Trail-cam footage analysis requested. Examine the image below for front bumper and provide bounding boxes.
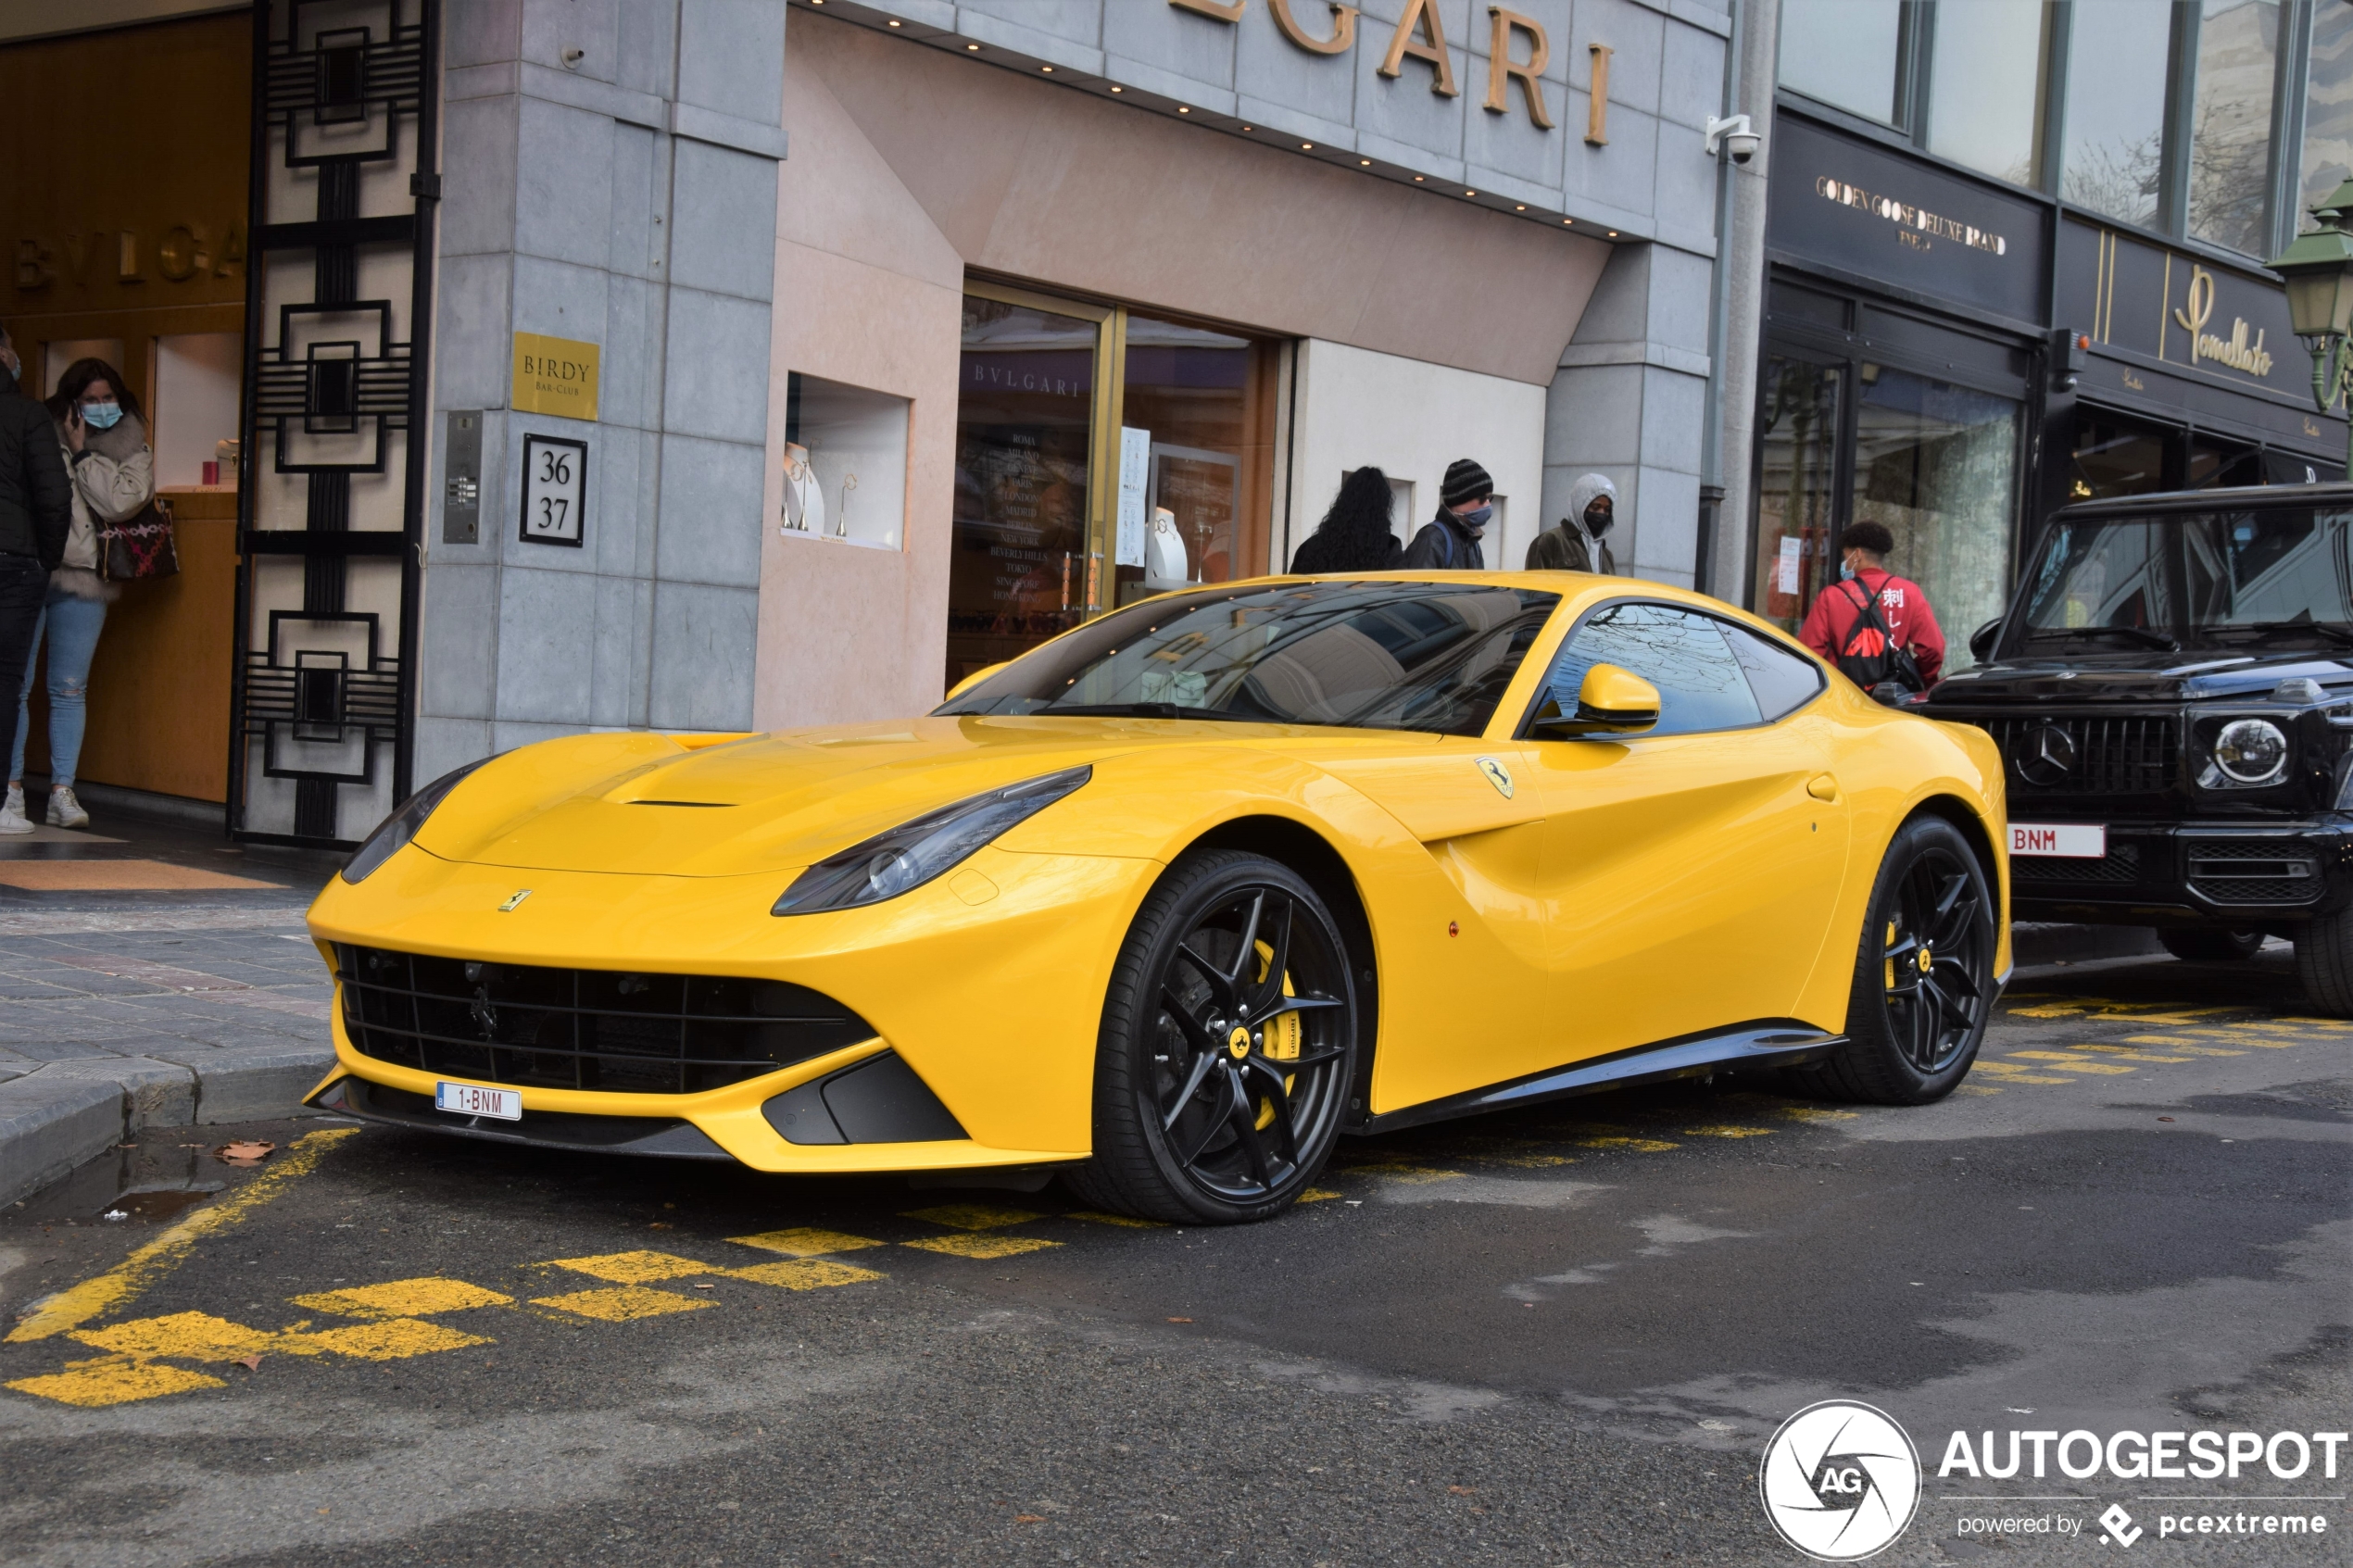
[2007,816,2353,925]
[304,840,1155,1171]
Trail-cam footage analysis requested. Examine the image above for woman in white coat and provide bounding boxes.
[1,358,151,832]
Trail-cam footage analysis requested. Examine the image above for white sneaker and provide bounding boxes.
[0,796,28,835]
[47,785,87,831]
[2,784,19,819]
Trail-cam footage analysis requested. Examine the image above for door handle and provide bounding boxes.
[1807,773,1840,802]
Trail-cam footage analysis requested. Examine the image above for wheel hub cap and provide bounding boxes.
[1917,946,1934,974]
[1227,1026,1252,1060]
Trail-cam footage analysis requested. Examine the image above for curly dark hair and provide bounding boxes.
[1290,466,1400,573]
[1839,521,1894,558]
[45,358,143,423]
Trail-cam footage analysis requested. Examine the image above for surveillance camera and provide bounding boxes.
[1705,114,1759,166]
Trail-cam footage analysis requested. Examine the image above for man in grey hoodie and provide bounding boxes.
[1526,472,1618,574]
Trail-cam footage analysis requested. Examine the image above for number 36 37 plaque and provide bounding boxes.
[520,433,587,547]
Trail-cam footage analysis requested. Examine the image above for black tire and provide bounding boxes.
[2160,928,2264,962]
[1063,849,1357,1224]
[2294,909,2353,1016]
[1796,815,1997,1105]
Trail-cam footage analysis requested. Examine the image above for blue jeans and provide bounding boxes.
[10,586,107,788]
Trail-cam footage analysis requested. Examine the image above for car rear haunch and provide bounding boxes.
[333,945,876,1094]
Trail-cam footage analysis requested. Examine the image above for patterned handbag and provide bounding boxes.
[99,495,181,583]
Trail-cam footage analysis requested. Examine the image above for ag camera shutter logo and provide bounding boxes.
[1759,1400,1922,1561]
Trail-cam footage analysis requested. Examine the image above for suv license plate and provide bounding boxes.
[2010,822,2107,859]
[435,1081,522,1121]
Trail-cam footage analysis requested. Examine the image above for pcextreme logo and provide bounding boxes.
[1759,1400,1923,1561]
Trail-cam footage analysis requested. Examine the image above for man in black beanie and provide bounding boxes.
[1403,458,1491,570]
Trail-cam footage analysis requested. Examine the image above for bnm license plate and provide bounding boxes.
[434,1081,522,1121]
[2009,822,2107,859]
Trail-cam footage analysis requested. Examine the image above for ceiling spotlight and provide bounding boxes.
[1109,82,1122,90]
[1302,142,1315,150]
[966,43,980,50]
[1562,219,1573,225]
[1241,124,1254,131]
[1465,189,1477,196]
[1607,230,1618,237]
[887,16,900,24]
[1515,204,1526,211]
[1413,175,1424,182]
[1359,157,1371,166]
[1177,106,1189,113]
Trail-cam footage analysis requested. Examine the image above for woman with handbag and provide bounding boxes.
[3,359,151,832]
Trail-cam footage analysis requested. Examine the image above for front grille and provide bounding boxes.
[2012,842,2142,884]
[1970,715,2179,795]
[334,945,876,1094]
[2184,838,2322,906]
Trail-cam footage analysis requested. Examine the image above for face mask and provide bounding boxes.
[81,401,122,431]
[1584,504,1614,539]
[1456,503,1493,531]
[1838,559,1856,581]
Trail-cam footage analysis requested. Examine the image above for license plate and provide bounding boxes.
[2010,822,2107,859]
[435,1081,522,1121]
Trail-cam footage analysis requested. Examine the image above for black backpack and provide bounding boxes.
[1833,575,1926,703]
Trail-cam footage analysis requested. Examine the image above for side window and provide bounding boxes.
[1542,602,1762,736]
[1721,621,1827,721]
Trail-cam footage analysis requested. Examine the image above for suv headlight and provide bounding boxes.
[772,766,1091,915]
[341,756,497,884]
[2209,718,2289,785]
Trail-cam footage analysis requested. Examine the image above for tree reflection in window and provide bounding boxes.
[1544,603,1765,736]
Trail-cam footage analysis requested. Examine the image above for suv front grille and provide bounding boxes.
[2184,838,2323,906]
[334,945,876,1094]
[2011,841,2142,884]
[1971,715,2179,795]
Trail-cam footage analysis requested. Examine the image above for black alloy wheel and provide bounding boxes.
[1066,849,1357,1224]
[1798,815,1996,1105]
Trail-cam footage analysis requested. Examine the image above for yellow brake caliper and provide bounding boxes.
[1252,938,1302,1131]
[1883,918,1900,994]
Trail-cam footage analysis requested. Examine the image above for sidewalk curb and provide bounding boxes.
[0,1075,131,1209]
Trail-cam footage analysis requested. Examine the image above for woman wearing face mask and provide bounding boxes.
[1525,472,1619,574]
[4,359,152,831]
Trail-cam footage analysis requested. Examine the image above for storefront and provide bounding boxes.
[1753,6,2351,671]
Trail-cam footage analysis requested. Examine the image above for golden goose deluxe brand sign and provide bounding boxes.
[511,332,601,421]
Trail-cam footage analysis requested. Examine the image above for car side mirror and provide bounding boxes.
[1968,618,2004,664]
[944,661,1010,701]
[1529,662,1662,738]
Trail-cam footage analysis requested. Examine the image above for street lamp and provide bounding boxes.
[2267,178,2353,471]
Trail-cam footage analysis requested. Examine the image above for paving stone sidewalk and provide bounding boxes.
[0,905,334,1205]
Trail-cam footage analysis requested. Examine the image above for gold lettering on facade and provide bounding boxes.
[1815,175,2009,256]
[157,225,202,282]
[2172,265,2274,378]
[11,225,243,294]
[116,230,143,282]
[1167,0,1247,20]
[2122,370,2145,391]
[1380,0,1459,97]
[1268,0,1355,54]
[1485,7,1552,128]
[15,240,51,290]
[1586,44,1611,144]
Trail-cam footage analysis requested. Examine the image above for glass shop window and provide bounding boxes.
[1926,0,2050,187]
[1114,317,1279,607]
[1779,0,1906,127]
[2062,0,2173,228]
[2187,0,2282,256]
[2302,0,2353,226]
[781,371,909,551]
[1752,357,1843,636]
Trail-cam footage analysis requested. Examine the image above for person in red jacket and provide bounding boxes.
[1798,521,1945,689]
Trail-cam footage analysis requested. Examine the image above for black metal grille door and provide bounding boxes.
[232,0,439,846]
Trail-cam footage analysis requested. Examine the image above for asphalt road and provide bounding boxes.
[0,947,2346,1567]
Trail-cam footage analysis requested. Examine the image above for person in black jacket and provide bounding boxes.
[0,323,71,835]
[1290,466,1405,573]
[1402,458,1492,570]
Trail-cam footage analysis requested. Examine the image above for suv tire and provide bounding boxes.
[2295,910,2353,1016]
[2160,928,2263,962]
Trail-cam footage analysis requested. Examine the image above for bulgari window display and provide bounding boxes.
[948,280,1279,692]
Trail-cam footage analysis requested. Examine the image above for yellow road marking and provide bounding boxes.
[1954,1084,2003,1096]
[1970,1064,2074,1084]
[6,1358,225,1407]
[1683,1125,1774,1138]
[2068,1045,2192,1062]
[1065,1210,1172,1224]
[2274,1017,2353,1031]
[530,1286,713,1322]
[900,1235,1061,1261]
[729,1260,885,1290]
[304,1319,492,1360]
[6,1127,359,1344]
[2007,1052,2135,1073]
[1571,1135,1680,1152]
[900,1204,1042,1232]
[1781,1109,1859,1122]
[728,1227,885,1257]
[545,1250,711,1284]
[1340,1162,1464,1181]
[289,1278,512,1318]
[71,1311,290,1362]
[2123,1036,2245,1055]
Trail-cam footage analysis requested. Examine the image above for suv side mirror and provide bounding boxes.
[1968,618,2004,663]
[1530,662,1662,738]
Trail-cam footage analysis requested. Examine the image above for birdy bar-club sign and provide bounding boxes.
[511,332,601,422]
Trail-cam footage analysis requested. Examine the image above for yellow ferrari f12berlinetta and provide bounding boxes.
[305,572,2010,1223]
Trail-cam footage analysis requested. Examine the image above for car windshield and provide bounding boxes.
[2012,508,2353,653]
[936,581,1562,736]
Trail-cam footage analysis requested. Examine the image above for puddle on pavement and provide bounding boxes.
[12,1138,233,1226]
[94,1185,221,1224]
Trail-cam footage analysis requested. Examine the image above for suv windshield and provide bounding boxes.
[936,581,1561,736]
[2013,508,2353,654]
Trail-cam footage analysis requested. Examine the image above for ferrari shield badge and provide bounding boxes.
[1474,757,1515,799]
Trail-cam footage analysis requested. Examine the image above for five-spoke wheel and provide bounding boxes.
[1069,850,1357,1223]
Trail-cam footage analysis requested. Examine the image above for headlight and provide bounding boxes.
[340,757,496,884]
[2211,719,2289,784]
[772,766,1091,915]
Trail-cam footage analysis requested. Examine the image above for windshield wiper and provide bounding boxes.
[2203,620,2353,647]
[1038,702,1253,721]
[2028,625,2178,651]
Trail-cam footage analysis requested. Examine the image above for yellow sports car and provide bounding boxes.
[304,572,2010,1223]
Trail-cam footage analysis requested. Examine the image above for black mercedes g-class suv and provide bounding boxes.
[1923,483,2353,1011]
